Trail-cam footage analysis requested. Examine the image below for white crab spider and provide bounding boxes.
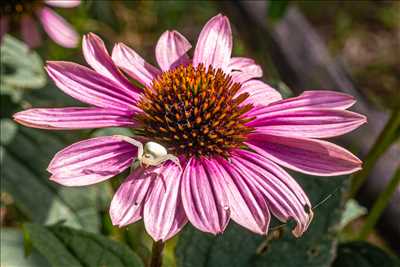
[113,135,181,170]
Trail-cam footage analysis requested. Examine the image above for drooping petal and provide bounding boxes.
[239,80,282,107]
[247,91,357,118]
[246,133,362,176]
[181,157,230,234]
[82,33,142,99]
[228,57,256,71]
[228,57,263,84]
[193,14,232,71]
[13,107,136,130]
[232,150,313,237]
[143,163,187,241]
[45,0,81,8]
[112,43,161,87]
[0,17,9,43]
[110,167,156,227]
[217,158,270,234]
[249,109,366,138]
[48,136,137,186]
[37,7,78,48]
[46,61,140,111]
[155,30,191,71]
[20,15,42,48]
[231,65,263,84]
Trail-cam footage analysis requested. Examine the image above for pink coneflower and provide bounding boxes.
[14,14,366,241]
[0,0,80,48]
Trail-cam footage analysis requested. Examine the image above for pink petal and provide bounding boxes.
[20,15,41,48]
[249,109,366,138]
[82,33,142,99]
[49,136,138,186]
[193,14,232,72]
[0,17,9,43]
[13,107,136,130]
[110,167,156,227]
[155,30,191,71]
[162,195,188,241]
[181,157,230,234]
[45,0,81,8]
[239,80,282,107]
[217,158,270,234]
[46,61,140,112]
[231,65,263,84]
[143,163,187,241]
[37,7,78,48]
[232,150,313,237]
[247,91,357,118]
[228,57,256,71]
[112,43,161,87]
[246,133,362,176]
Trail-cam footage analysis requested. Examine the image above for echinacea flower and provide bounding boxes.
[13,14,366,241]
[0,0,80,48]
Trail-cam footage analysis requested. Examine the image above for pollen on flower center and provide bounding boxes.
[137,64,255,158]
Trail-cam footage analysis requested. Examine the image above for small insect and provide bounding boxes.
[113,135,181,170]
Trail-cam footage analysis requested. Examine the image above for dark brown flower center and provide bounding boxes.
[0,0,42,17]
[137,64,255,158]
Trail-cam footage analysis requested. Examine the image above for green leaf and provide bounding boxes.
[332,241,400,267]
[176,175,347,267]
[1,122,112,232]
[22,83,82,109]
[0,228,50,267]
[0,35,46,99]
[24,224,144,267]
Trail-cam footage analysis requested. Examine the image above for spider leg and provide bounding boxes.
[130,159,140,173]
[152,154,182,171]
[112,135,143,159]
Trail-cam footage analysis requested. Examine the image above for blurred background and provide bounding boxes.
[1,1,399,267]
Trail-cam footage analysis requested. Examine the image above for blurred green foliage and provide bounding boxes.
[0,35,46,101]
[333,241,400,267]
[1,1,399,267]
[23,224,144,267]
[298,1,400,110]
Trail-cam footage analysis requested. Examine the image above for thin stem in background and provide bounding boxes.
[358,166,400,240]
[349,110,400,198]
[149,240,165,267]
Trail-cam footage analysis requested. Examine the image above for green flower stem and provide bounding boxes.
[358,166,400,240]
[149,240,164,267]
[349,110,400,198]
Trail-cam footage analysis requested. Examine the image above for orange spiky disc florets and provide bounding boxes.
[137,64,255,158]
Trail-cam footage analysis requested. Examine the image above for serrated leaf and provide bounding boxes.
[0,228,50,267]
[0,35,46,93]
[176,175,347,267]
[332,241,400,267]
[1,122,112,232]
[24,224,144,267]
